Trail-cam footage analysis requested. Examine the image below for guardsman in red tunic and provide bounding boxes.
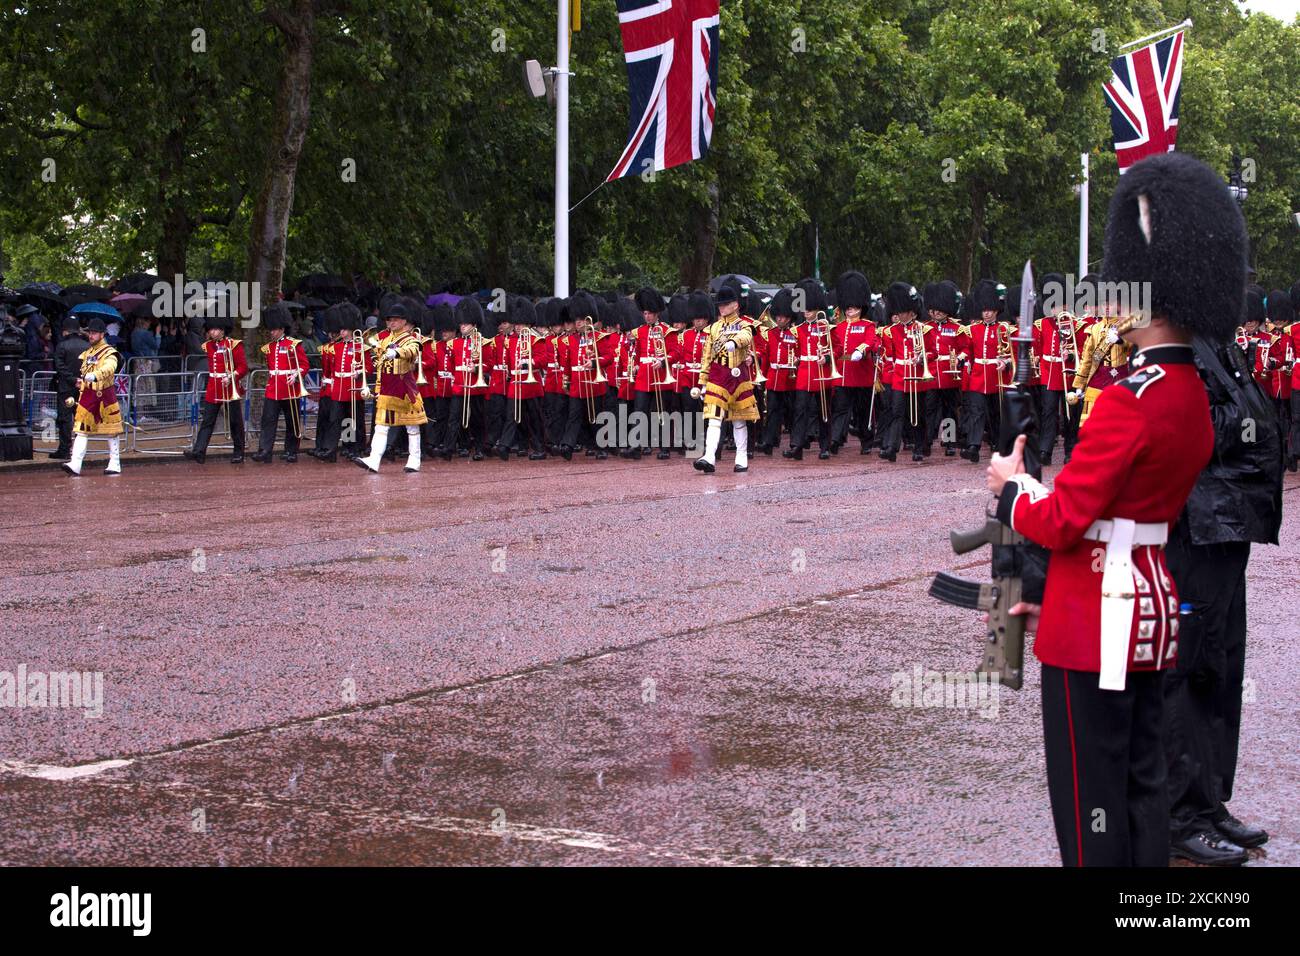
[758,288,799,454]
[185,315,248,464]
[829,271,878,455]
[1035,273,1088,465]
[441,296,493,461]
[252,304,309,463]
[879,282,938,462]
[499,296,549,461]
[674,293,708,454]
[625,287,678,460]
[557,290,616,460]
[483,309,512,455]
[323,304,372,460]
[1287,287,1300,472]
[355,302,427,473]
[1262,290,1294,456]
[784,278,836,461]
[539,299,568,455]
[961,279,1009,462]
[926,281,967,456]
[608,305,637,458]
[62,317,124,477]
[986,152,1241,867]
[417,304,455,459]
[308,306,352,462]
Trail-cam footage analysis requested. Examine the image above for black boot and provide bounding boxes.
[183,449,206,464]
[1170,831,1247,866]
[1213,812,1268,849]
[782,447,803,460]
[251,451,272,463]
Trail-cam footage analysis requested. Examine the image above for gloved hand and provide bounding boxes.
[690,387,701,400]
[850,349,864,362]
[84,372,97,383]
[724,341,737,353]
[360,386,372,399]
[384,348,398,360]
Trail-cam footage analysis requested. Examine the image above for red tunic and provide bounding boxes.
[504,333,548,400]
[831,319,879,389]
[328,338,373,403]
[675,329,706,393]
[794,321,837,392]
[963,322,1008,395]
[450,336,494,396]
[202,338,247,403]
[763,326,799,393]
[1034,317,1085,392]
[933,320,968,390]
[880,321,938,392]
[542,334,567,395]
[629,322,679,393]
[263,337,309,401]
[557,330,615,399]
[997,345,1212,674]
[487,334,509,396]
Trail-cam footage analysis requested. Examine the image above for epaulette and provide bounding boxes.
[1119,365,1166,398]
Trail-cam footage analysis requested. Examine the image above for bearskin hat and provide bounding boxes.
[1102,152,1247,341]
[1266,290,1294,327]
[746,289,769,320]
[1242,288,1265,326]
[567,290,599,322]
[1039,272,1068,312]
[793,277,827,314]
[616,297,643,332]
[541,297,564,328]
[429,303,454,334]
[667,292,690,325]
[870,296,888,325]
[1002,284,1021,322]
[263,303,291,331]
[203,313,229,332]
[836,271,872,311]
[687,290,715,322]
[884,281,919,317]
[508,295,537,329]
[455,295,484,329]
[323,307,343,336]
[1291,280,1300,310]
[337,302,362,331]
[770,287,797,320]
[925,281,959,317]
[634,286,666,314]
[968,279,1001,316]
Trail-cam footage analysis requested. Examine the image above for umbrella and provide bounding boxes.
[708,274,759,293]
[17,284,67,311]
[299,296,327,309]
[63,283,113,306]
[69,301,122,319]
[109,292,150,315]
[115,273,159,295]
[425,292,462,307]
[282,300,306,311]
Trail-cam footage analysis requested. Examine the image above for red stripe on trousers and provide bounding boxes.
[1063,669,1084,866]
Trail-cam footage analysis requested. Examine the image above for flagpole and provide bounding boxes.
[1078,152,1089,279]
[554,0,571,298]
[1119,17,1191,51]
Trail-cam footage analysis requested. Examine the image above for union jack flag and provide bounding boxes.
[606,0,720,183]
[1102,30,1185,173]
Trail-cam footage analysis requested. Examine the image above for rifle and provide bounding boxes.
[929,261,1045,690]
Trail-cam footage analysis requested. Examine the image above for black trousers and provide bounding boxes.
[964,391,1001,450]
[1288,392,1300,462]
[543,392,567,448]
[258,398,301,455]
[790,390,831,452]
[499,396,546,454]
[1164,529,1251,839]
[831,385,872,449]
[1041,664,1168,867]
[632,389,677,451]
[762,389,795,449]
[55,389,76,453]
[195,400,245,454]
[486,393,507,449]
[871,384,893,442]
[445,394,487,453]
[421,395,450,455]
[935,387,962,449]
[562,395,601,449]
[884,389,935,455]
[1039,389,1080,462]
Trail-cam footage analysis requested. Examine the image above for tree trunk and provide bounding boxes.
[156,127,191,279]
[958,185,986,289]
[680,178,720,290]
[246,0,316,320]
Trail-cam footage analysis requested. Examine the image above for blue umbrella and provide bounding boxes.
[69,301,122,319]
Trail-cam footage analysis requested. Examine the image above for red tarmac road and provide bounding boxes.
[0,449,1296,866]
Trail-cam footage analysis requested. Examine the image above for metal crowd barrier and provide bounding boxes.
[129,370,191,455]
[245,368,320,446]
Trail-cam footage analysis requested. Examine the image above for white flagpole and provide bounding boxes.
[1119,17,1191,51]
[554,0,571,298]
[1078,152,1089,279]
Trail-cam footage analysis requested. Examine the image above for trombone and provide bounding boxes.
[578,320,605,423]
[513,326,539,423]
[285,339,305,440]
[462,329,489,428]
[901,321,934,427]
[813,310,842,423]
[1056,311,1079,421]
[648,324,675,416]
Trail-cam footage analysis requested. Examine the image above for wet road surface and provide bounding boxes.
[1,450,1296,865]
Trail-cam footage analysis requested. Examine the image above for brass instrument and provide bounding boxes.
[286,338,305,440]
[812,311,842,423]
[995,327,1016,390]
[411,330,429,387]
[513,327,539,423]
[1055,311,1078,421]
[462,329,489,429]
[585,320,608,385]
[902,320,935,427]
[1066,315,1139,424]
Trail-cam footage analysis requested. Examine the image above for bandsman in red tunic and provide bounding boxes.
[557,291,616,460]
[1262,290,1294,455]
[674,293,708,454]
[61,317,124,477]
[185,315,248,464]
[1035,273,1088,465]
[355,302,427,473]
[985,152,1244,866]
[624,287,679,460]
[1286,285,1300,472]
[252,304,309,463]
[960,279,1009,462]
[784,278,836,461]
[879,281,938,462]
[926,281,967,456]
[498,296,550,461]
[442,296,493,461]
[539,299,568,455]
[830,271,879,455]
[758,288,799,454]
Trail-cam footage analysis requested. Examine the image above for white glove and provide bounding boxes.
[360,386,372,399]
[321,377,334,385]
[1105,328,1119,345]
[850,351,863,362]
[724,341,737,353]
[84,372,97,383]
[690,387,702,400]
[384,348,398,360]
